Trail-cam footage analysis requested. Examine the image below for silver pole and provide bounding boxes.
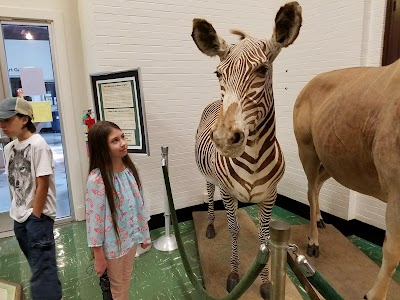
[154,146,178,252]
[269,220,291,300]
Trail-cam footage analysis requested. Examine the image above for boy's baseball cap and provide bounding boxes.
[0,97,34,120]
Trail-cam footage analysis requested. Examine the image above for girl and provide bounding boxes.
[85,121,151,300]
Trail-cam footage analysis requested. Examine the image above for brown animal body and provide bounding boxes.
[293,59,400,300]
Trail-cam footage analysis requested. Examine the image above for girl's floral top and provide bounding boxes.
[85,168,151,259]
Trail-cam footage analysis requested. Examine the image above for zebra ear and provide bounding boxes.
[273,1,302,47]
[192,19,228,58]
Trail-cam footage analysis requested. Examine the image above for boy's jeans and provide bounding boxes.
[14,214,62,300]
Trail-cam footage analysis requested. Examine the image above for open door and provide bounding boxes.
[0,20,72,237]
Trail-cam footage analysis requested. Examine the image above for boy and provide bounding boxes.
[0,97,62,300]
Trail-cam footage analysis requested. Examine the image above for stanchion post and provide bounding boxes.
[269,220,291,300]
[154,146,178,252]
[161,146,171,237]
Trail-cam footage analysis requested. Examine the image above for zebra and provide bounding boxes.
[192,2,302,299]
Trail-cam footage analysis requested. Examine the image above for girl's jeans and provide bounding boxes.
[14,214,62,300]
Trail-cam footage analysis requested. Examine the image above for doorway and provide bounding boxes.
[0,21,72,236]
[382,0,400,65]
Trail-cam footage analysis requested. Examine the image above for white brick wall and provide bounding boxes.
[78,0,388,229]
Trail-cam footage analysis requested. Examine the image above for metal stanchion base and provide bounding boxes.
[154,234,178,252]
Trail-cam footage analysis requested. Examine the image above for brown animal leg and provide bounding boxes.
[365,197,400,300]
[206,182,216,239]
[315,165,331,229]
[298,146,331,258]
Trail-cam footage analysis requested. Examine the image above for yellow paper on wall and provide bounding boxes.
[30,101,53,122]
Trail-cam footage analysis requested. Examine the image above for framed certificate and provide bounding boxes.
[90,69,149,155]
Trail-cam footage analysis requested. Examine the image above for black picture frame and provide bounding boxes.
[90,69,149,155]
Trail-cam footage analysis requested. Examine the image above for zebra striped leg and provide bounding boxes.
[206,182,216,239]
[257,198,275,300]
[220,189,241,292]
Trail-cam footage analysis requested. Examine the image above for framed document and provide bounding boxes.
[90,69,149,155]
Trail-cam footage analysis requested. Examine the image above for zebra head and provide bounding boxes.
[192,2,302,157]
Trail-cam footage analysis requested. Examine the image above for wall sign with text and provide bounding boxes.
[91,69,149,155]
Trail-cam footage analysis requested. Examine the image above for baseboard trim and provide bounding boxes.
[275,194,386,247]
[148,200,252,233]
[148,194,386,247]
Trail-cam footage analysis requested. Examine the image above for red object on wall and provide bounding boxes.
[84,115,95,129]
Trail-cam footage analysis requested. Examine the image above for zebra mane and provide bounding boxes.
[230,29,249,40]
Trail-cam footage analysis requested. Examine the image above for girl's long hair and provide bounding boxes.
[88,121,142,241]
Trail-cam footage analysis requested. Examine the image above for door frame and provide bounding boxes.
[0,19,54,98]
[0,7,87,236]
[382,0,400,66]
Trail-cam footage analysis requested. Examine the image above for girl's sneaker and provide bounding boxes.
[135,243,152,257]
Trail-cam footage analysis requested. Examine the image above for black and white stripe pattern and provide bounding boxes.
[195,37,285,285]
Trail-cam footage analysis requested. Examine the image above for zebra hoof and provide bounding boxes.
[226,272,239,292]
[206,224,216,239]
[260,281,272,300]
[317,219,326,228]
[307,244,320,258]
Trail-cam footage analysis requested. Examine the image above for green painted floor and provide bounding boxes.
[0,205,398,299]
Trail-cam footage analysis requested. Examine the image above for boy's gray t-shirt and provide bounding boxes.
[4,134,57,223]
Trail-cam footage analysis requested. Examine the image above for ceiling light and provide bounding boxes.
[25,32,33,40]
